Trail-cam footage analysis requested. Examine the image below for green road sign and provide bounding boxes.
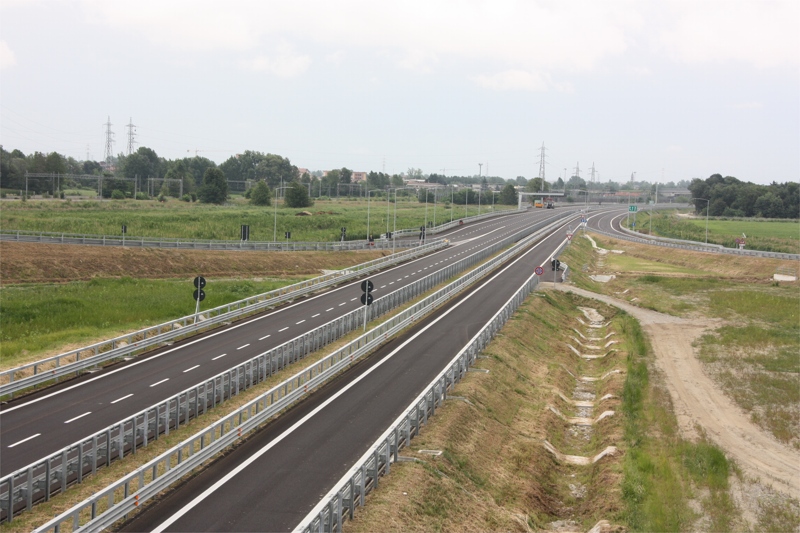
[629,205,638,212]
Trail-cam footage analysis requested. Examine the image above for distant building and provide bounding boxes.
[297,168,311,177]
[351,172,367,183]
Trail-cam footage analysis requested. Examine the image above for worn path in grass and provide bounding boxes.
[551,284,800,500]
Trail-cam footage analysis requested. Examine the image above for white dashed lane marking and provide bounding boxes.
[326,308,334,312]
[150,378,169,387]
[111,394,133,404]
[237,344,250,350]
[312,313,320,318]
[7,434,41,448]
[183,365,200,373]
[212,353,227,360]
[64,412,91,424]
[339,302,346,306]
[296,320,306,325]
[279,327,289,332]
[259,334,270,340]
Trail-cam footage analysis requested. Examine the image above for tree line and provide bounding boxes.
[688,174,798,219]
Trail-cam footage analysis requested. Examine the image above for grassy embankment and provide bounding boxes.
[345,287,745,532]
[623,210,799,254]
[0,197,513,242]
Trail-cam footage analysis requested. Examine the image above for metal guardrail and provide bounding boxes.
[3,210,569,524]
[603,224,800,260]
[296,238,570,533]
[0,230,404,251]
[0,241,448,397]
[27,213,566,532]
[0,207,521,251]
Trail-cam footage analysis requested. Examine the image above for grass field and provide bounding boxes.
[561,233,800,449]
[0,197,514,241]
[627,211,799,253]
[0,277,306,367]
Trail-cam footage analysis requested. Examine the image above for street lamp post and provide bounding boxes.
[273,181,290,242]
[692,197,710,243]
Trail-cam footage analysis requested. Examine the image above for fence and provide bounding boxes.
[604,224,800,260]
[0,240,448,397]
[3,211,570,524]
[295,238,570,533]
[27,214,566,532]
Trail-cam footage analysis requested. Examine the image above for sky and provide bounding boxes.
[1,0,798,185]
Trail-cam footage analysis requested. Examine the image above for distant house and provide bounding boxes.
[351,172,367,183]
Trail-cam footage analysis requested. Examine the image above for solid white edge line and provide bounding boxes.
[150,222,563,533]
[183,365,200,373]
[150,378,169,387]
[64,411,91,424]
[110,394,133,404]
[8,433,41,448]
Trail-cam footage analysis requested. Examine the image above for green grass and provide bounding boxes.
[606,254,710,275]
[0,197,514,242]
[626,212,799,253]
[0,277,304,366]
[617,312,736,532]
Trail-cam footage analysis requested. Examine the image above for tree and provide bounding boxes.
[250,180,271,206]
[526,178,549,193]
[498,184,518,205]
[197,167,228,204]
[284,181,313,208]
[515,176,528,186]
[340,167,352,184]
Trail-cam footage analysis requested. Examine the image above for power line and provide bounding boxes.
[103,116,115,165]
[126,117,137,155]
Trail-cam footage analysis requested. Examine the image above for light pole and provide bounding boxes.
[273,181,290,242]
[692,197,710,243]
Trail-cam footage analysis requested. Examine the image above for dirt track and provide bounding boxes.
[552,284,800,500]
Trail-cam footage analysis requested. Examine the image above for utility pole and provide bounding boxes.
[590,162,596,183]
[574,161,581,180]
[103,116,115,166]
[126,118,137,155]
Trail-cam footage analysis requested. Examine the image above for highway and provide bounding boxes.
[119,212,580,532]
[0,208,579,477]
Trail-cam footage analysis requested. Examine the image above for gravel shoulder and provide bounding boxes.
[552,284,800,500]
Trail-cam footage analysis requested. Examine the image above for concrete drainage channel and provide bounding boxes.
[543,306,621,533]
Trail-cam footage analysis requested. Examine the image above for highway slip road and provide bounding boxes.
[1,208,577,476]
[120,215,578,532]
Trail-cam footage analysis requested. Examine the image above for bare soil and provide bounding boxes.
[0,242,387,284]
[553,284,800,500]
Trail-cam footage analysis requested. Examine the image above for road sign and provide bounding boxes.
[360,293,374,305]
[121,225,127,234]
[193,276,206,289]
[567,233,573,240]
[240,224,250,241]
[534,266,544,276]
[629,205,638,212]
[360,280,374,292]
[193,289,206,302]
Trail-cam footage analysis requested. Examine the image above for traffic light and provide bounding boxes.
[551,259,557,271]
[360,279,374,306]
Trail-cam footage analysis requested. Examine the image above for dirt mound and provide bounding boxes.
[0,242,386,285]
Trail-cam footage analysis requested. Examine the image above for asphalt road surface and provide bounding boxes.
[0,208,579,476]
[118,215,579,532]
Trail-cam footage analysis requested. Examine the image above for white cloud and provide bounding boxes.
[472,70,546,92]
[656,0,800,68]
[0,41,16,69]
[239,45,311,78]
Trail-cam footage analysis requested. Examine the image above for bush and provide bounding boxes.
[190,192,197,202]
[135,192,149,200]
[158,193,167,203]
[181,194,192,202]
[111,189,126,200]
